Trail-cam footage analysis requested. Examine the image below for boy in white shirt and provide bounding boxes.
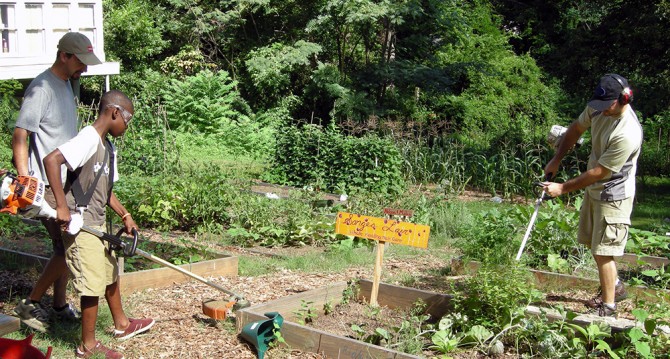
[44,90,154,359]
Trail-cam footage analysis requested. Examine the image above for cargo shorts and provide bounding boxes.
[63,224,119,297]
[578,191,633,256]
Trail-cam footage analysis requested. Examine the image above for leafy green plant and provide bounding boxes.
[269,321,287,347]
[430,323,461,354]
[452,265,543,332]
[350,324,390,346]
[457,207,519,264]
[348,300,429,354]
[565,322,619,358]
[627,228,670,258]
[629,265,670,290]
[264,123,405,195]
[161,69,250,135]
[323,301,333,316]
[340,280,359,306]
[293,300,318,325]
[496,196,589,272]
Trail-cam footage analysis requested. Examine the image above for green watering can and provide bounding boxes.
[240,312,284,359]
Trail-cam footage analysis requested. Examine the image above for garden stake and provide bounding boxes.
[370,239,385,306]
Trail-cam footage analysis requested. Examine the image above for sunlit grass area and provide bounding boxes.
[633,176,670,230]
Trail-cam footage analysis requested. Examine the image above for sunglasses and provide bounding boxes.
[107,104,133,125]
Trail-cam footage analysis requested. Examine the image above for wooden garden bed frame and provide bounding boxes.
[451,257,669,303]
[0,314,19,336]
[235,278,656,359]
[0,246,238,296]
[620,253,669,267]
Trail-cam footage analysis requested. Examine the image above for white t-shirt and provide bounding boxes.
[58,126,119,225]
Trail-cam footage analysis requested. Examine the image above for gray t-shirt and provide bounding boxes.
[15,69,78,185]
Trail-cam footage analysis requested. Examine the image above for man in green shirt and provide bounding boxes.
[542,74,642,317]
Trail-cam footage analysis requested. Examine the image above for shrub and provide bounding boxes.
[114,167,235,233]
[264,123,405,194]
[452,265,542,332]
[114,100,179,176]
[0,79,22,169]
[161,69,249,135]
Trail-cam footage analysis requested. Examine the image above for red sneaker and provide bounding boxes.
[114,318,155,341]
[75,341,124,359]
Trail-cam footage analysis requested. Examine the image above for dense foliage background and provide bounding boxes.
[1,0,669,200]
[2,4,669,356]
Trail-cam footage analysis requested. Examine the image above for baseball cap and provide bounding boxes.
[587,74,629,111]
[57,32,102,66]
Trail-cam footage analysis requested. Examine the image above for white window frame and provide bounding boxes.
[0,0,117,80]
[0,1,105,64]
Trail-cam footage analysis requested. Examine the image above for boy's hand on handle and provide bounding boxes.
[122,214,137,235]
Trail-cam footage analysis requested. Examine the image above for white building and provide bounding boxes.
[0,0,118,85]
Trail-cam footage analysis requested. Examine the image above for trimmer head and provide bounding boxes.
[202,297,251,320]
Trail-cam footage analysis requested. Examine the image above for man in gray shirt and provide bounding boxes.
[12,32,101,332]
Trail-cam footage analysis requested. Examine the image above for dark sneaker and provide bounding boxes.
[586,281,628,309]
[613,281,628,301]
[590,302,618,318]
[75,341,124,359]
[14,299,49,333]
[51,303,81,321]
[114,318,155,341]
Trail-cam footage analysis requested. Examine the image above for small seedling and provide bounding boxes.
[293,300,317,325]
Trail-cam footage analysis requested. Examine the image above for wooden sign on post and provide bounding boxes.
[334,212,429,249]
[335,212,430,305]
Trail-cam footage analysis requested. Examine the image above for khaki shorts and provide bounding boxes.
[578,192,633,256]
[63,224,118,297]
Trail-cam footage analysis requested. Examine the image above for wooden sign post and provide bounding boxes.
[335,211,430,305]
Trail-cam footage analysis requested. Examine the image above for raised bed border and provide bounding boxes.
[0,314,19,336]
[235,279,436,359]
[451,258,669,303]
[235,278,651,359]
[620,253,669,267]
[0,245,238,296]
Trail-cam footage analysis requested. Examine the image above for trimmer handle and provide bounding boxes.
[533,173,555,201]
[109,227,138,257]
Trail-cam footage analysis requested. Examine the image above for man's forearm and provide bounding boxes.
[561,165,611,194]
[11,128,30,175]
[552,122,585,162]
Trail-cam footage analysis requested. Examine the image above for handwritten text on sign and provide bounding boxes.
[335,212,430,248]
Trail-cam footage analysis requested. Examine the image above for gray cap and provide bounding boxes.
[57,32,102,66]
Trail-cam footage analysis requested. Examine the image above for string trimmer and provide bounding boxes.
[515,176,553,261]
[1,172,250,319]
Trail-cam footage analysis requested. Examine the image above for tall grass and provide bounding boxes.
[397,136,549,198]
